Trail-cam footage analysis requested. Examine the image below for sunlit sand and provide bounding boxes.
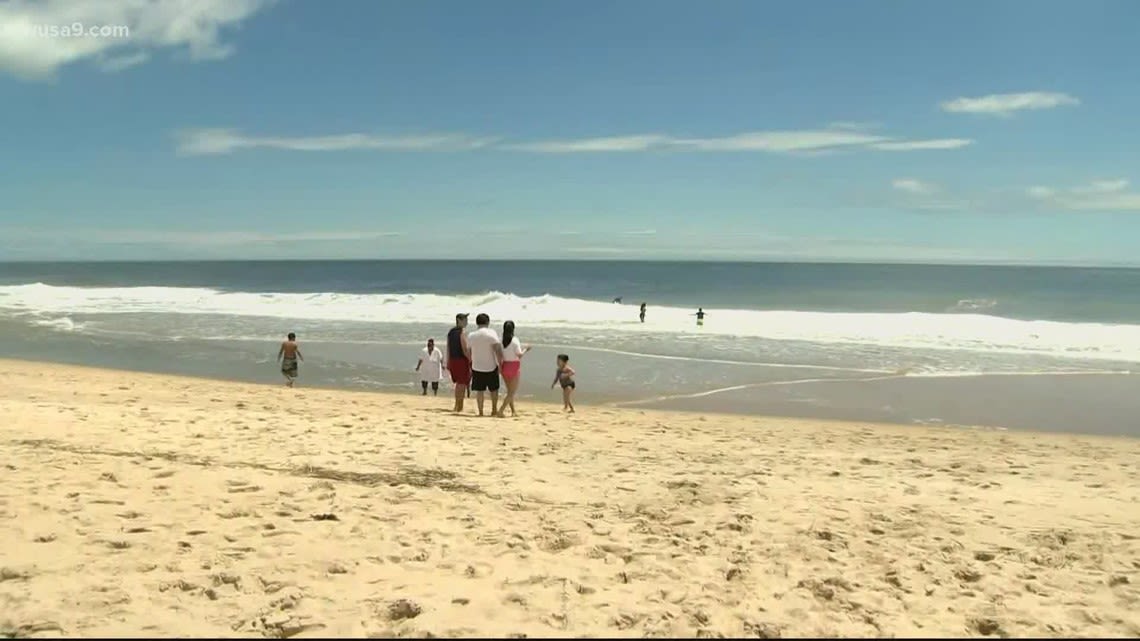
[1,359,1138,637]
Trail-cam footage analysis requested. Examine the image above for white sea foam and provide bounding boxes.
[951,298,998,312]
[28,315,87,333]
[3,282,1140,363]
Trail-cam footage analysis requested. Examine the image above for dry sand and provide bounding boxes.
[1,358,1138,638]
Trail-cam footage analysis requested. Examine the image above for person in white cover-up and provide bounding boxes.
[416,338,445,395]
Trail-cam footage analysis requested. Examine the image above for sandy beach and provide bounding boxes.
[1,359,1138,638]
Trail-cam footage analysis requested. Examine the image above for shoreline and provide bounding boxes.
[0,356,932,431]
[2,358,1138,637]
[0,355,1136,440]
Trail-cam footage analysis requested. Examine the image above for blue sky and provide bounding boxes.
[1,0,1138,263]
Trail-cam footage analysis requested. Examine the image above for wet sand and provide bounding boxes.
[629,372,1140,436]
[1,359,1138,637]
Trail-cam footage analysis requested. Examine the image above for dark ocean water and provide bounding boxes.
[3,260,1140,321]
[1,260,1137,434]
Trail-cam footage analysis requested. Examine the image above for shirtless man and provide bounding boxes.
[278,332,303,387]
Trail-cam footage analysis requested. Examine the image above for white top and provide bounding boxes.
[467,326,501,372]
[501,336,524,362]
[419,346,444,381]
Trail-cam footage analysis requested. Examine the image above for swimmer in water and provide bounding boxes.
[695,308,705,327]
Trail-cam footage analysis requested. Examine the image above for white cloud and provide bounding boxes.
[552,237,1029,263]
[1,228,404,246]
[1063,193,1140,211]
[875,176,1140,214]
[175,125,971,156]
[887,178,974,211]
[892,178,936,195]
[0,0,274,79]
[674,130,888,152]
[95,50,149,72]
[506,135,670,153]
[1023,178,1132,209]
[909,199,972,212]
[1074,179,1129,194]
[1027,178,1140,211]
[183,231,404,245]
[0,225,1119,264]
[563,247,631,255]
[176,129,498,155]
[511,129,894,154]
[826,121,881,132]
[940,92,1080,116]
[870,138,974,151]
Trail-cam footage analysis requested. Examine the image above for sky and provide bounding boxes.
[1,0,1139,264]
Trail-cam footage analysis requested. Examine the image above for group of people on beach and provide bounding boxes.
[418,312,575,416]
[278,313,577,415]
[277,300,704,406]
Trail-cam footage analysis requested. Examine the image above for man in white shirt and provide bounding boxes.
[415,338,445,396]
[466,312,504,417]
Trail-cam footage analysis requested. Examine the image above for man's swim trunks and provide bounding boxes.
[281,356,298,377]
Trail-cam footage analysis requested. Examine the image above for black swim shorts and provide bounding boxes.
[471,368,500,392]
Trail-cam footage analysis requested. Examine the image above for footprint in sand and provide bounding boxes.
[384,599,423,621]
[228,485,262,494]
[0,622,64,637]
[461,558,496,578]
[218,509,255,520]
[211,572,242,591]
[0,567,33,582]
[969,617,1005,637]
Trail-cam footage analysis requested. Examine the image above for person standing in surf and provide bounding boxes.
[695,308,706,327]
[497,320,532,417]
[639,302,647,323]
[446,313,471,412]
[415,338,445,396]
[278,332,303,387]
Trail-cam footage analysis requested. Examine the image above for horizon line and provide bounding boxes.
[1,257,1137,269]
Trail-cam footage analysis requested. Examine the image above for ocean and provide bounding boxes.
[2,260,1138,434]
